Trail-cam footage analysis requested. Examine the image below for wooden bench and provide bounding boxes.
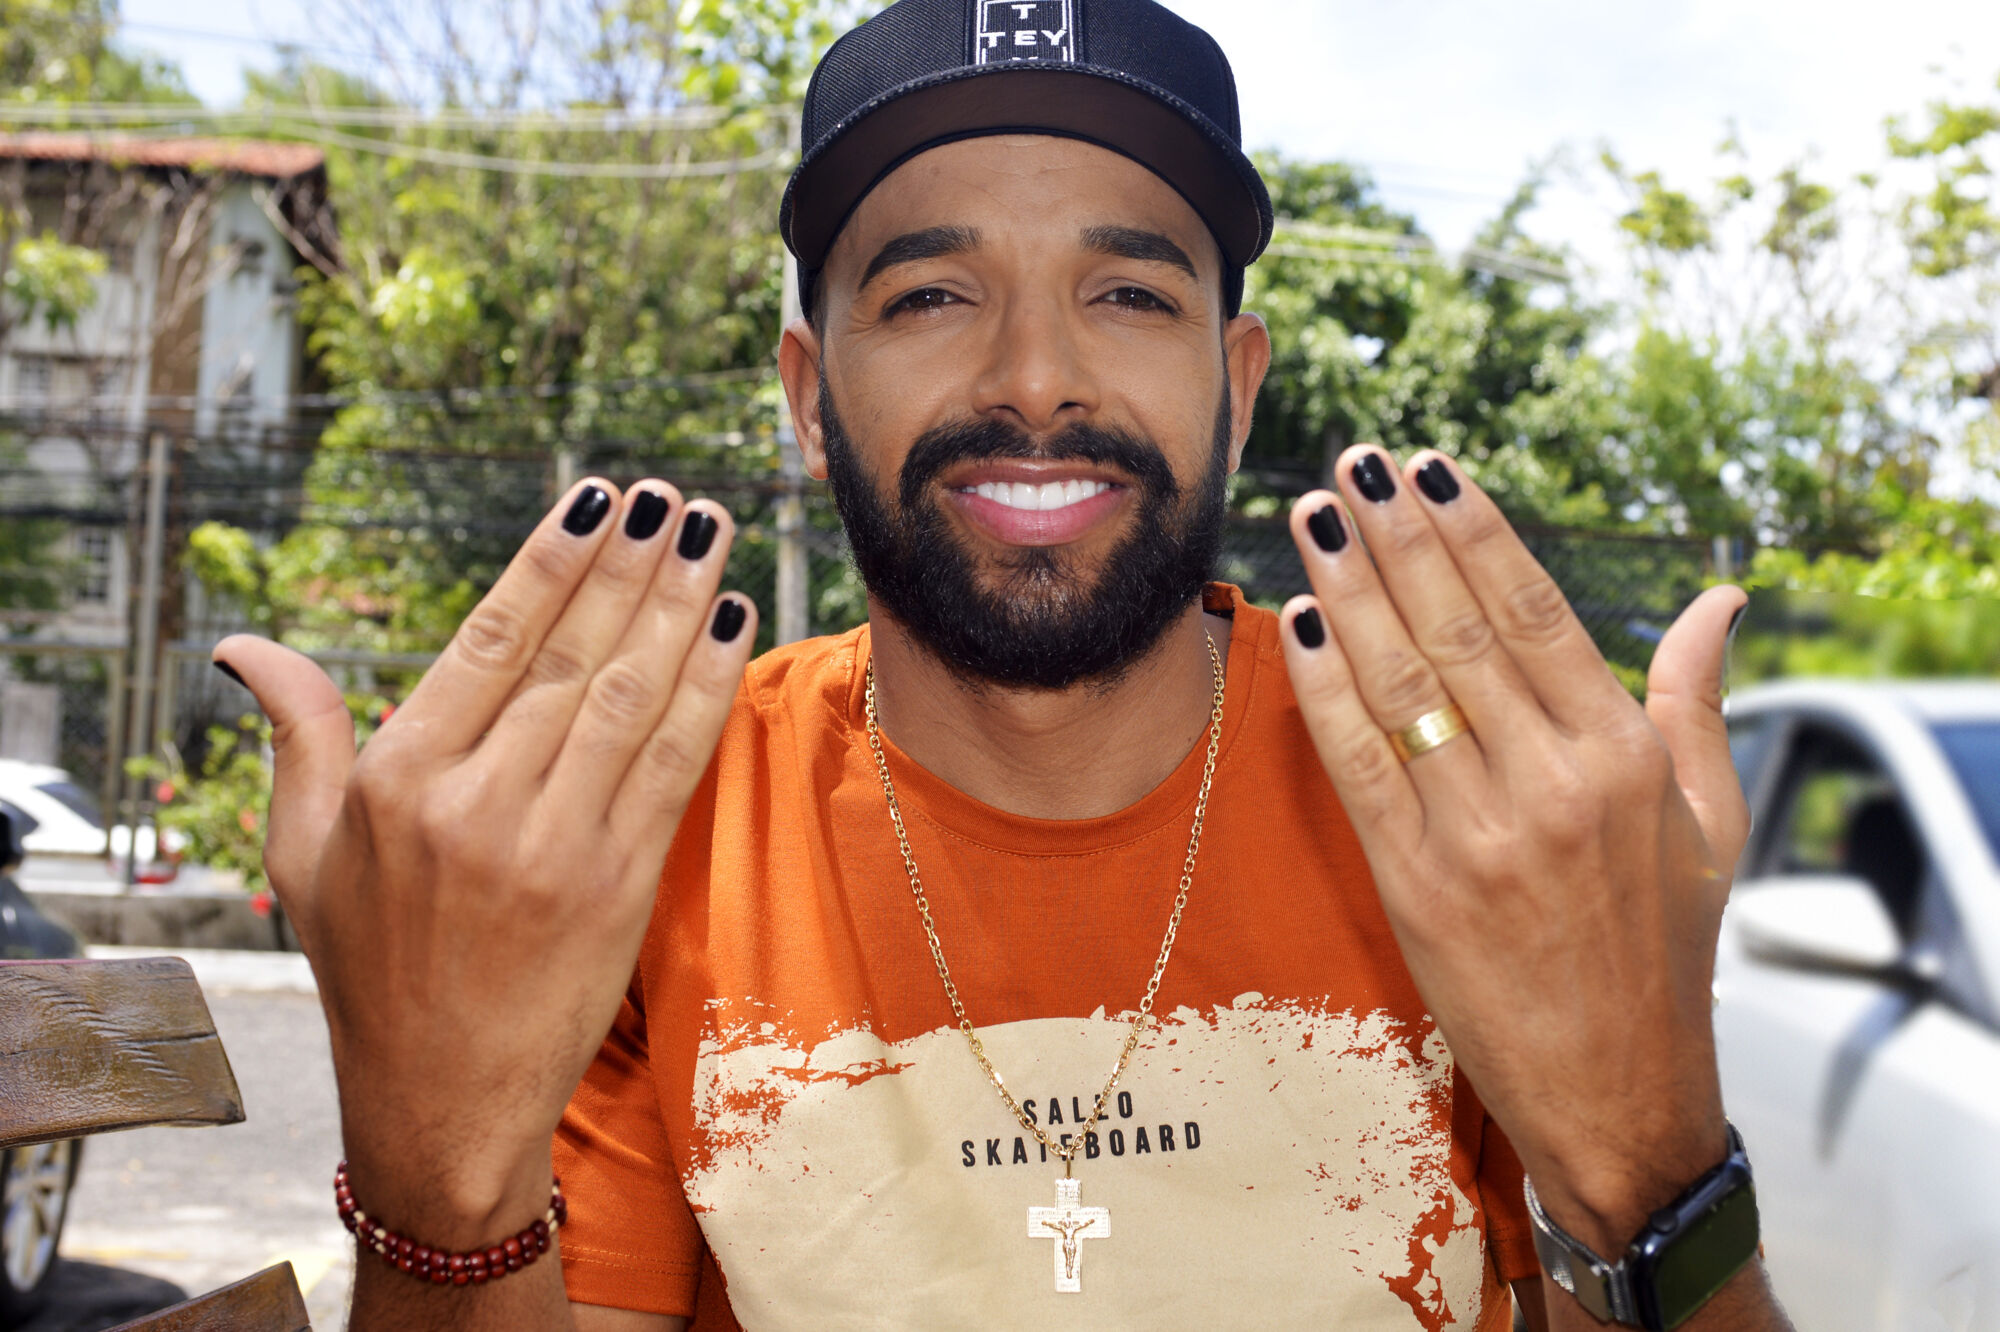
[0,955,311,1330]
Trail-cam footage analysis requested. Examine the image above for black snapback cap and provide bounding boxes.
[781,0,1273,317]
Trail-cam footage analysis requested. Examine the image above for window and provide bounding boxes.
[1932,722,2000,862]
[1727,715,1777,800]
[1767,728,1924,935]
[73,529,113,604]
[0,799,41,838]
[87,361,127,429]
[12,355,55,418]
[34,781,103,830]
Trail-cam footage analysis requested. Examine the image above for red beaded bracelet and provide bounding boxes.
[336,1159,568,1286]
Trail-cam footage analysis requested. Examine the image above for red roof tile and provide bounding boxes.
[0,133,324,179]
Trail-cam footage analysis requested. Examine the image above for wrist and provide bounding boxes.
[1520,1110,1730,1256]
[340,1127,556,1251]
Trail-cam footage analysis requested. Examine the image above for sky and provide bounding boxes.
[116,0,2000,274]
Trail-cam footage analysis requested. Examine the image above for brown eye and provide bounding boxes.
[887,287,957,316]
[1103,286,1171,312]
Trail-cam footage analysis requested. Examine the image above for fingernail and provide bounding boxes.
[1306,504,1348,553]
[1415,459,1460,504]
[1728,603,1748,641]
[625,490,670,540]
[563,485,612,535]
[1351,453,1397,503]
[678,511,719,560]
[1293,607,1326,649]
[213,660,245,687]
[711,599,747,642]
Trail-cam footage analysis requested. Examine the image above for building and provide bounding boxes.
[0,133,331,792]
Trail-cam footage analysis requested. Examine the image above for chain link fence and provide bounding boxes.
[2,427,1720,804]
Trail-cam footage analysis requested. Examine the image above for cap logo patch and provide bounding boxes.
[972,0,1075,64]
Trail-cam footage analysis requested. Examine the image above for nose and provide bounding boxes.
[967,291,1100,437]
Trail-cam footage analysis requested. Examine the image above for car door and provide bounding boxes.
[1716,716,1924,1329]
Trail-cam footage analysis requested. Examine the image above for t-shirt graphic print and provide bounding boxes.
[555,585,1538,1330]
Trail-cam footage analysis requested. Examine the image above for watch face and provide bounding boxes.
[1650,1182,1761,1329]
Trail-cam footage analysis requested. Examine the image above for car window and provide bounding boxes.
[1932,722,2000,862]
[1727,715,1776,800]
[35,779,103,829]
[1767,727,1925,936]
[0,798,39,837]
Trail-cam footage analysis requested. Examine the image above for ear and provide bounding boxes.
[778,317,830,480]
[1220,311,1271,474]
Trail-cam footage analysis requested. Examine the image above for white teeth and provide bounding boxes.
[969,480,1110,510]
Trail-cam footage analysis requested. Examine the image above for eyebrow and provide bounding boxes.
[857,225,981,294]
[1080,225,1198,282]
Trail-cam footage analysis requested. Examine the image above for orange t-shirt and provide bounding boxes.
[555,584,1538,1329]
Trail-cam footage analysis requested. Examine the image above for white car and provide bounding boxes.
[0,759,180,864]
[1717,680,2000,1331]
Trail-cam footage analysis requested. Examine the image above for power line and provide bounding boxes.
[283,120,786,178]
[0,102,747,132]
[116,18,487,84]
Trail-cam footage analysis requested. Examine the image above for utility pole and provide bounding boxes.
[122,430,170,888]
[774,110,810,645]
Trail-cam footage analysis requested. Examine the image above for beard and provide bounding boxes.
[817,378,1232,691]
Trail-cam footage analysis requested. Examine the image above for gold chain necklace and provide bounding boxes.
[861,631,1226,1293]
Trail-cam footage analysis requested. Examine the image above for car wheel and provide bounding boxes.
[0,1138,80,1321]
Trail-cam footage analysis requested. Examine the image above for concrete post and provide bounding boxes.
[774,110,810,645]
[122,431,170,886]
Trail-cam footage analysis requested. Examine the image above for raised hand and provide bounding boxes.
[1280,446,1749,1259]
[213,480,755,1263]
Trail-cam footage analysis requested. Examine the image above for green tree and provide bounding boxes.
[1245,161,1617,526]
[182,0,845,656]
[0,0,195,107]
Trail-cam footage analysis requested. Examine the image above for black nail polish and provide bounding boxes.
[625,490,670,540]
[1728,604,1748,640]
[563,485,611,535]
[678,511,719,560]
[1415,459,1460,504]
[1351,453,1397,503]
[1293,607,1326,649]
[1306,504,1348,553]
[213,660,245,687]
[711,599,747,642]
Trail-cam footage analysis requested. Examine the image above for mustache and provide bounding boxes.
[896,416,1182,513]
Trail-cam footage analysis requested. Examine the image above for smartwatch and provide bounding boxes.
[1523,1124,1760,1331]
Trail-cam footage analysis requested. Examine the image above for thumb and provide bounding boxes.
[213,634,355,921]
[1644,585,1751,871]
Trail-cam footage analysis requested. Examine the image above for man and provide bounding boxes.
[216,1,1795,1328]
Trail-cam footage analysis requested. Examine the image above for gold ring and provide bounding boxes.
[1389,704,1471,763]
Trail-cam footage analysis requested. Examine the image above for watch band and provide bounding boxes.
[1523,1123,1758,1332]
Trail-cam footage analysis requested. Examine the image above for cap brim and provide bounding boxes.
[782,63,1272,276]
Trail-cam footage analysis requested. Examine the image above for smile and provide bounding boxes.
[961,480,1115,511]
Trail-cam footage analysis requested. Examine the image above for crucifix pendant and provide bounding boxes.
[1027,1176,1110,1292]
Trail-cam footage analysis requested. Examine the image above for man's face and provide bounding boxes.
[784,135,1270,689]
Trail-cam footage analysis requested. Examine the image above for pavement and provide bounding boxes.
[20,949,352,1331]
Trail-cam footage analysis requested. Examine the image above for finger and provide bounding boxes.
[1646,585,1752,873]
[483,481,683,780]
[1323,447,1545,750]
[1287,479,1487,805]
[540,501,738,815]
[607,594,759,851]
[1274,596,1424,860]
[1404,454,1636,733]
[211,634,354,922]
[391,479,622,754]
